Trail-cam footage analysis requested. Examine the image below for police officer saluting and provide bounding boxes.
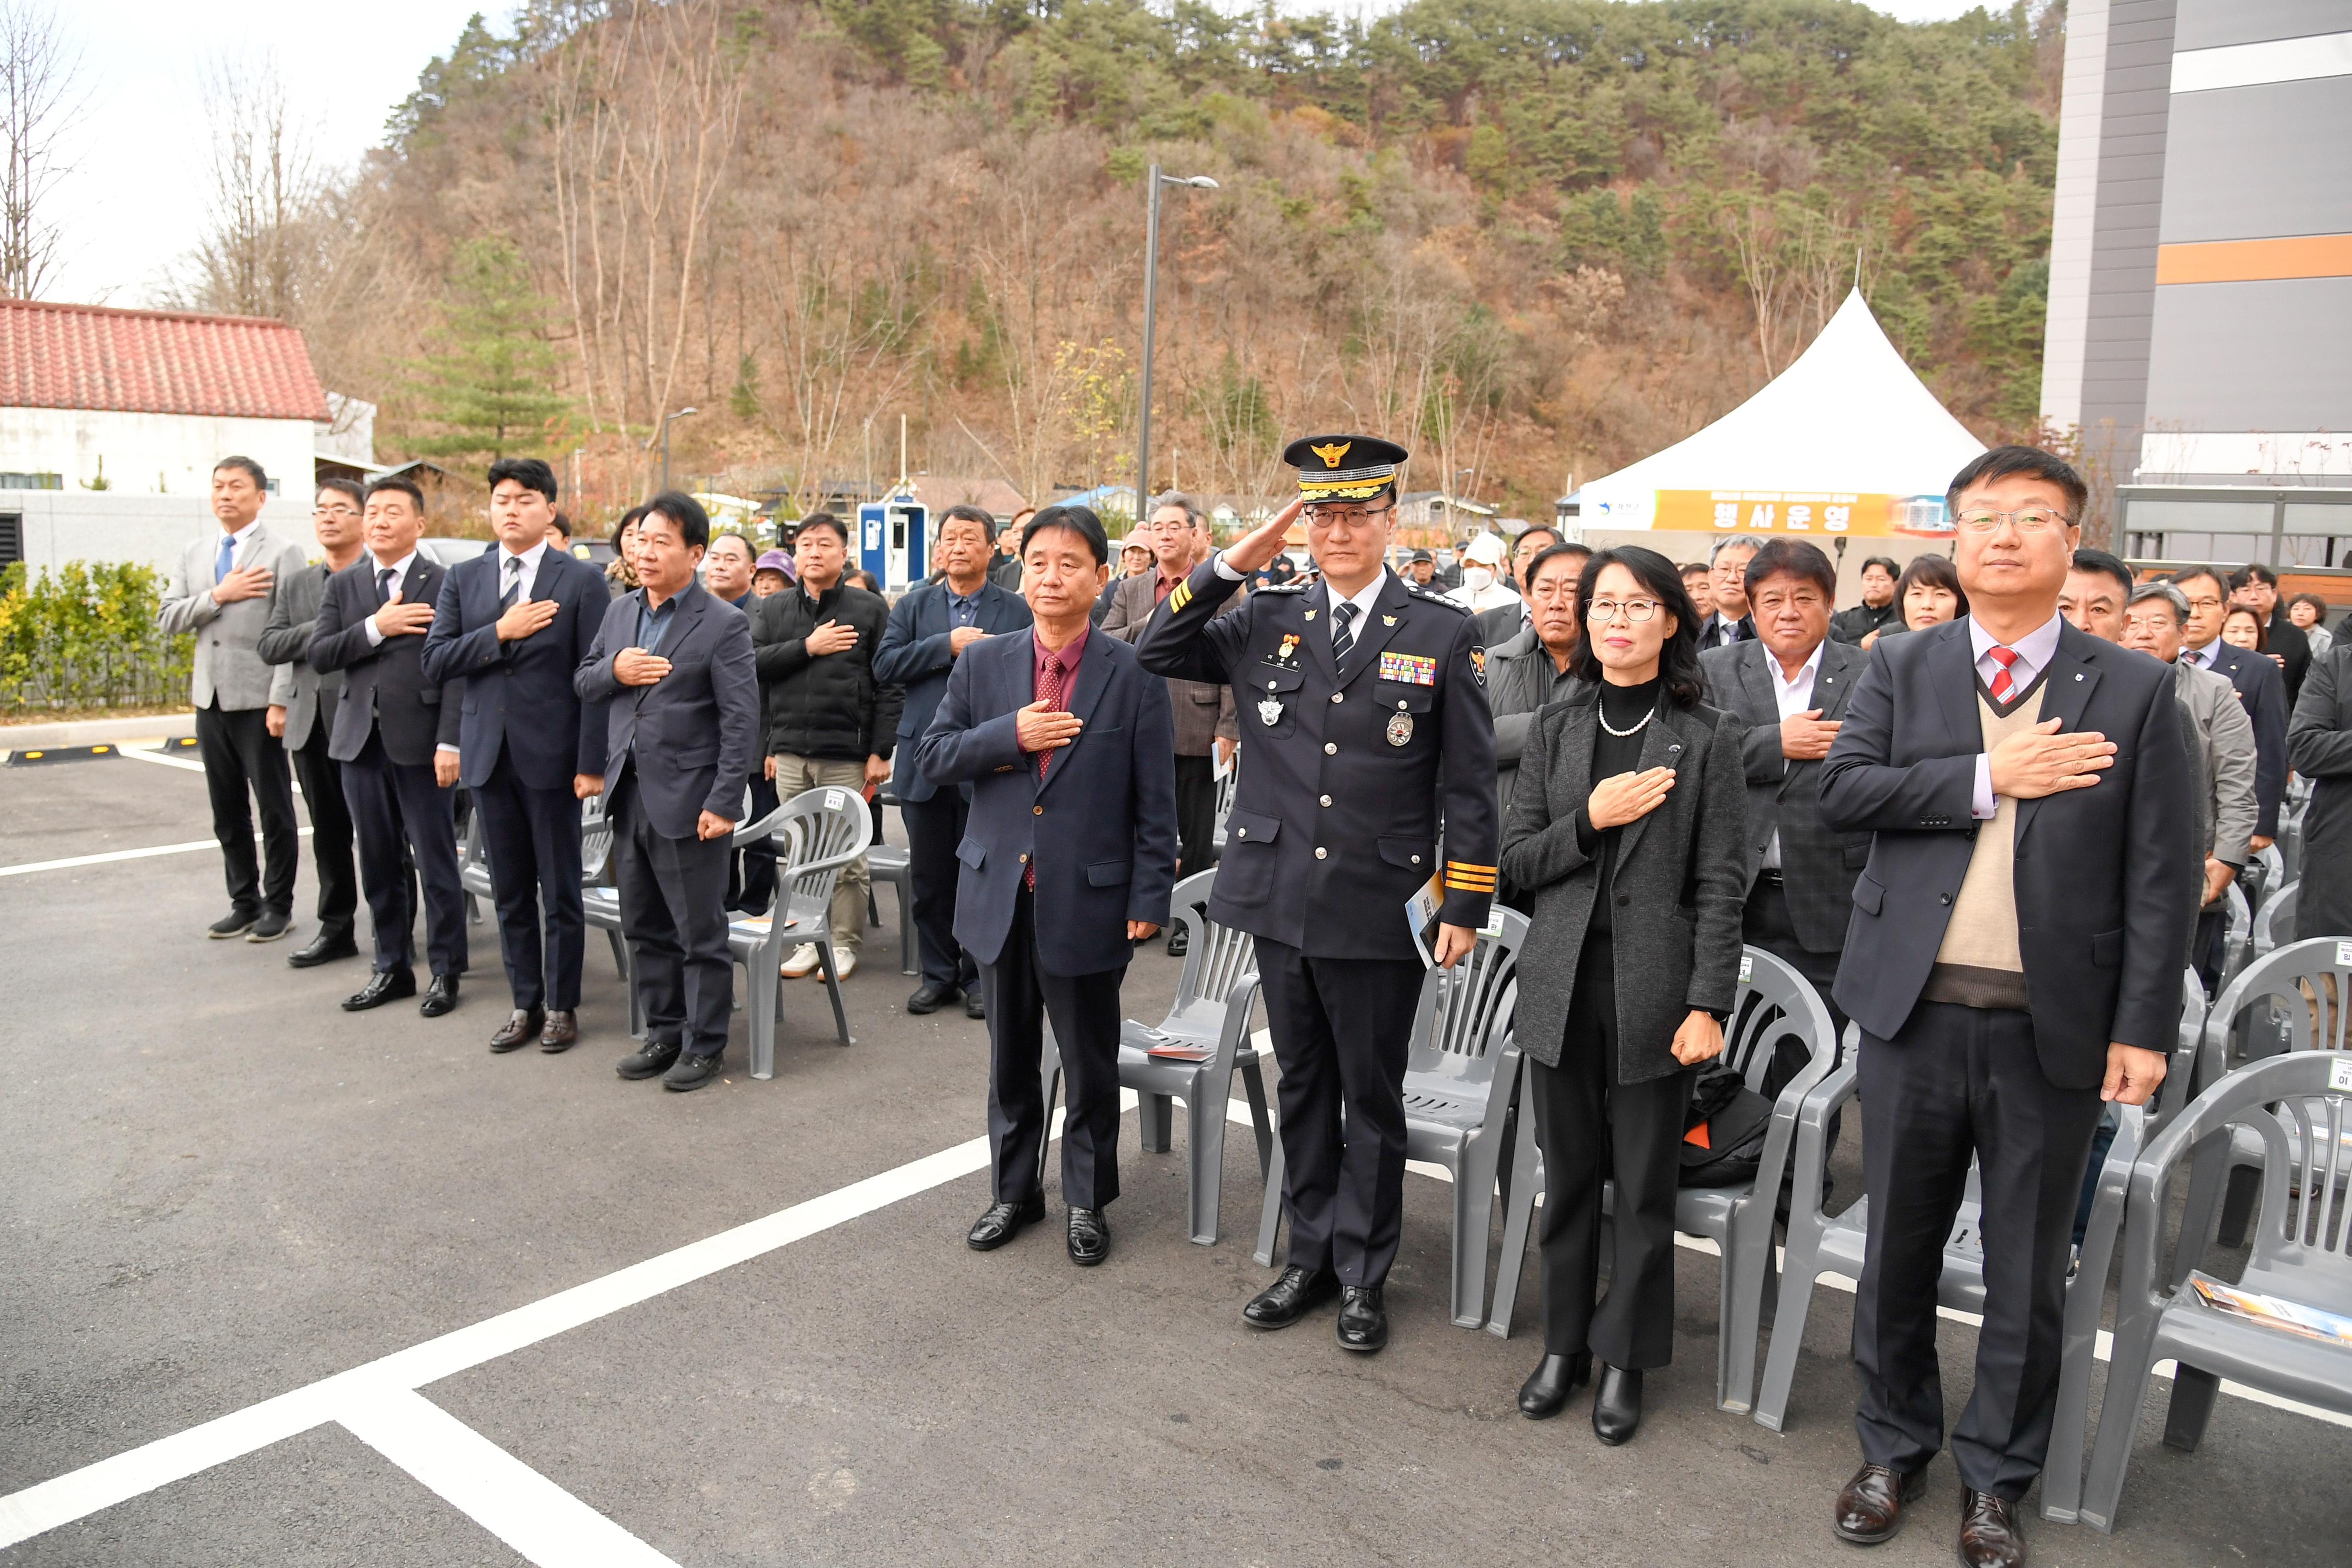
[1137,434,1497,1353]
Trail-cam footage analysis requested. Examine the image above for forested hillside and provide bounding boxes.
[228,0,2064,521]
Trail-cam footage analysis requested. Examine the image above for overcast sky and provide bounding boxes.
[44,0,1989,309]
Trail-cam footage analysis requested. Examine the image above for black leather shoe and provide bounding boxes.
[1164,924,1188,958]
[1591,1364,1643,1445]
[1957,1489,2026,1568]
[906,983,960,1015]
[662,1051,722,1092]
[617,1040,683,1080]
[964,990,986,1020]
[1241,1265,1338,1329]
[419,974,460,1017]
[342,968,416,1011]
[967,1196,1046,1250]
[287,929,358,968]
[207,908,260,939]
[539,1010,578,1052]
[489,1008,544,1052]
[245,911,295,943]
[1067,1207,1109,1265]
[1832,1462,1927,1545]
[1518,1351,1593,1419]
[1336,1284,1388,1352]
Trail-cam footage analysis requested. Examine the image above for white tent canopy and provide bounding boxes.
[1575,288,1984,537]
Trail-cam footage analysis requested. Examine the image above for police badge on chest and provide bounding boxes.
[1386,706,1413,745]
[1260,694,1284,728]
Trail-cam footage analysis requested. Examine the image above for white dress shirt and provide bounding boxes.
[204,519,261,608]
[497,538,550,604]
[1967,612,2065,819]
[1761,638,1826,868]
[360,549,420,646]
[2184,637,2223,672]
[1213,554,1392,646]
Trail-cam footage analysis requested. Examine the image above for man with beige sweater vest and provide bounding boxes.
[1815,448,2194,1568]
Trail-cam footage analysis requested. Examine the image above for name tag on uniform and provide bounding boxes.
[1378,651,1436,686]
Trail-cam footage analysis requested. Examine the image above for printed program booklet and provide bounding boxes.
[2187,1273,2352,1347]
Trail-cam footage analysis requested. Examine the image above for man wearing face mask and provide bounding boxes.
[1447,532,1520,615]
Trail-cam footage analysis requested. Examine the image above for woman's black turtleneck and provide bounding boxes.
[1576,674,1664,936]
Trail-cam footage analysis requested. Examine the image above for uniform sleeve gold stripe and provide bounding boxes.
[1446,862,1497,876]
[1168,581,1192,614]
[1445,874,1496,890]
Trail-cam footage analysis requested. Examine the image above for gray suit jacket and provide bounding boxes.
[1498,690,1748,1083]
[1099,568,1236,756]
[1484,624,1582,828]
[1699,636,1874,952]
[2176,656,2258,870]
[256,560,343,750]
[157,521,311,711]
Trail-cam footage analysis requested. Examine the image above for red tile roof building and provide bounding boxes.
[0,299,328,422]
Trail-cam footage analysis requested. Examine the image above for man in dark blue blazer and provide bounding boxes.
[874,504,1033,1018]
[1816,448,2194,1567]
[423,458,613,1055]
[915,505,1177,1266]
[574,492,761,1092]
[2170,564,2288,847]
[309,476,468,1016]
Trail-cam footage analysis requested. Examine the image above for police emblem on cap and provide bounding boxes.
[1283,433,1408,503]
[1309,440,1352,469]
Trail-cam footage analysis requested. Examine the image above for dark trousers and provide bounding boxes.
[288,723,356,937]
[984,883,1127,1208]
[1854,1002,2106,1500]
[1529,939,1691,1367]
[725,770,779,913]
[613,772,734,1056]
[340,730,466,977]
[2192,905,2226,996]
[1742,876,1848,1040]
[1173,753,1219,877]
[196,700,299,916]
[900,788,979,992]
[1258,938,1425,1288]
[475,749,586,1011]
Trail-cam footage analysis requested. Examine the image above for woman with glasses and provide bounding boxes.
[1498,544,1746,1445]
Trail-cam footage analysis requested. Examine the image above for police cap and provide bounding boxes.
[1282,433,1408,503]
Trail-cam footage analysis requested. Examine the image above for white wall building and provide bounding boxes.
[0,300,329,572]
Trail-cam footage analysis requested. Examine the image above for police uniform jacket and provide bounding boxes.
[1135,560,1497,960]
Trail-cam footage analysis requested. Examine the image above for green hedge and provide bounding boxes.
[0,561,194,715]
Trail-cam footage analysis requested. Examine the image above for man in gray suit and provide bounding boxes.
[1100,490,1234,952]
[256,477,370,968]
[1700,538,1870,1026]
[158,456,312,941]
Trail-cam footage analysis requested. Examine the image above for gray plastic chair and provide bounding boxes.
[1753,971,2208,1436]
[2249,879,2299,961]
[460,808,490,925]
[2217,880,2254,990]
[2074,1051,2352,1532]
[1035,871,1276,1245]
[727,787,868,1076]
[2192,936,2352,1247]
[1209,748,1237,853]
[864,842,919,976]
[2039,970,2208,1523]
[1252,910,1528,1329]
[1485,947,1838,1414]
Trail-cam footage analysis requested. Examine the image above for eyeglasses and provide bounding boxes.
[1303,504,1392,527]
[1586,597,1662,624]
[1955,508,2067,535]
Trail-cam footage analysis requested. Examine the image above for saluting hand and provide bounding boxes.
[1988,717,2112,799]
[1016,699,1083,752]
[614,647,671,685]
[1587,766,1675,829]
[1218,496,1305,577]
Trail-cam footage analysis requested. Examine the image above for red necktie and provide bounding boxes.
[1028,651,1066,888]
[1988,644,2020,703]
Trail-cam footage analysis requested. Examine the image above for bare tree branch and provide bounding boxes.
[0,0,85,299]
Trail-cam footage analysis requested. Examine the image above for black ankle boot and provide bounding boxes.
[1591,1363,1643,1446]
[1517,1351,1592,1419]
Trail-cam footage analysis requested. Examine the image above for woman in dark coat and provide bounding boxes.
[1497,544,1747,1445]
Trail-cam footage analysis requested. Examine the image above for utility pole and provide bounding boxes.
[1135,166,1218,525]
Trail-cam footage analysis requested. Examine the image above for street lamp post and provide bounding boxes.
[659,407,700,492]
[1136,167,1217,522]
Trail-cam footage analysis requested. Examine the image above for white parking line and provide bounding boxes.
[0,828,312,879]
[340,1387,682,1568]
[116,745,208,774]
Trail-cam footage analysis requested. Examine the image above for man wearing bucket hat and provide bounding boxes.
[1137,433,1497,1355]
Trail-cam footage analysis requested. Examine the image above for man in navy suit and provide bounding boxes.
[2169,564,2288,850]
[309,476,468,1016]
[916,504,1177,1266]
[1816,448,2193,1568]
[423,458,613,1054]
[574,492,761,1092]
[874,504,1033,1018]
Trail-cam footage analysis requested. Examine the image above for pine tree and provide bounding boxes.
[411,236,570,461]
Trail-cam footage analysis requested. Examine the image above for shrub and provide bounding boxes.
[0,561,194,715]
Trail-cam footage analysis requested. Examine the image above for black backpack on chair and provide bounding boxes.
[1680,1059,1774,1188]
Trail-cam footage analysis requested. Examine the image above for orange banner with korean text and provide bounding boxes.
[1650,490,1943,537]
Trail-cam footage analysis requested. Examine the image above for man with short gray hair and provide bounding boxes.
[1699,535,1759,650]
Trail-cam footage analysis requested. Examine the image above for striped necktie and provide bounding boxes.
[1988,644,2020,703]
[1331,599,1360,666]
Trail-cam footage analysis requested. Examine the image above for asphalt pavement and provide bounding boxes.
[1,753,2344,1565]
